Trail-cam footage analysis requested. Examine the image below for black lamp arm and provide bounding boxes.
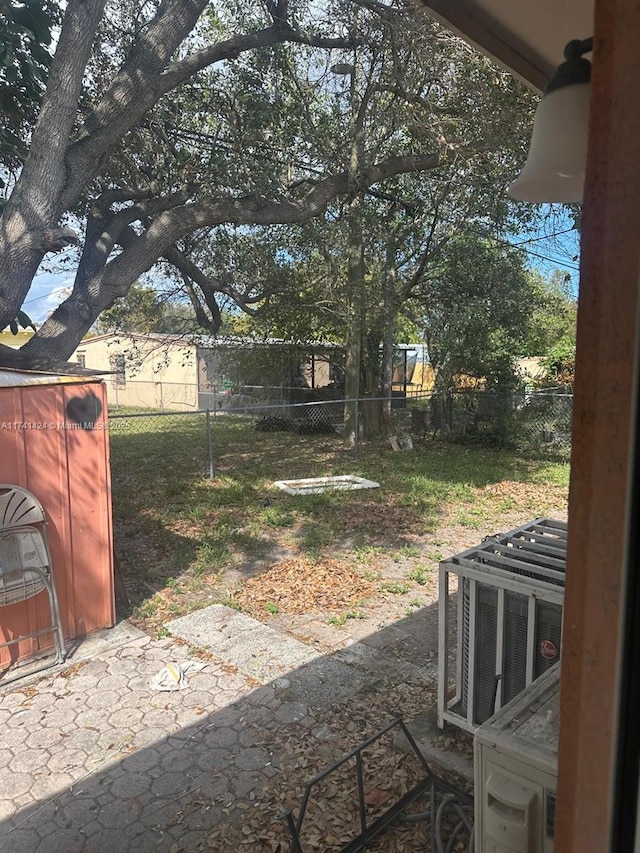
[545,37,594,95]
[564,37,594,61]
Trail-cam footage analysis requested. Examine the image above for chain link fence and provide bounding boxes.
[108,390,572,483]
[109,396,416,478]
[107,378,422,415]
[107,411,212,482]
[408,390,573,457]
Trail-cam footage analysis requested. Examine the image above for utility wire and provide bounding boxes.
[456,223,580,271]
[519,247,579,271]
[23,284,70,306]
[509,226,577,247]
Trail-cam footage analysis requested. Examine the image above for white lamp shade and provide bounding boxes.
[509,82,591,203]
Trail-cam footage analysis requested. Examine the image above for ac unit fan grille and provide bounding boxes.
[502,591,528,706]
[546,789,556,838]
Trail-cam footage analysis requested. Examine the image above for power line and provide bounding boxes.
[425,208,581,271]
[509,226,578,247]
[498,234,580,270]
[461,225,580,271]
[519,246,579,271]
[23,285,70,307]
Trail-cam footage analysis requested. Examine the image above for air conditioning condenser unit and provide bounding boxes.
[438,518,566,732]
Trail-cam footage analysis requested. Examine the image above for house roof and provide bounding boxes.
[0,368,105,387]
[80,331,430,355]
[80,332,195,347]
[82,332,339,351]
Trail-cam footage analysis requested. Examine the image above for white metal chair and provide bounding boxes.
[0,484,67,682]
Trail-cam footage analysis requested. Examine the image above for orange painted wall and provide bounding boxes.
[0,379,115,663]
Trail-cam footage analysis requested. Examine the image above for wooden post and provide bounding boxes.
[556,1,640,848]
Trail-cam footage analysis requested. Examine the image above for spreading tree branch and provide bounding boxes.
[21,150,439,362]
[179,272,222,334]
[62,10,356,208]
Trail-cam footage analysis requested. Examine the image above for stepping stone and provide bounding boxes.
[166,605,320,683]
[166,605,366,707]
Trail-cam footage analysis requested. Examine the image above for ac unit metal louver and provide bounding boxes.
[438,518,566,733]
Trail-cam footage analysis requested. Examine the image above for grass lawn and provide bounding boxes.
[109,412,570,638]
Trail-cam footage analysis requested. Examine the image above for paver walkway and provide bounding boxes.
[1,630,254,852]
[0,605,451,852]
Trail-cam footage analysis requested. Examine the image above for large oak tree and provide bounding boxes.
[0,0,442,368]
[148,4,537,439]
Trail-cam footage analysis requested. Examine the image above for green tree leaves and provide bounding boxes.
[417,233,535,390]
[3,308,35,335]
[0,0,59,165]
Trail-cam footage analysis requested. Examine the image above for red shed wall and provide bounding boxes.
[0,379,115,663]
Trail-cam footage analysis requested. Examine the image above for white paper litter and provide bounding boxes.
[149,660,207,691]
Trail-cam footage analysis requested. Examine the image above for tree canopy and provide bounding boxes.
[0,0,471,368]
[416,233,539,390]
[0,0,58,168]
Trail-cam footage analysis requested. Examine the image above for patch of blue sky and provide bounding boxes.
[22,271,74,324]
[507,204,580,295]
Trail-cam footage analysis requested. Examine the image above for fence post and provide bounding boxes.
[354,397,359,460]
[206,409,214,479]
[205,409,214,479]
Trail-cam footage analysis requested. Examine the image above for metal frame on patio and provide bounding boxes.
[281,716,473,853]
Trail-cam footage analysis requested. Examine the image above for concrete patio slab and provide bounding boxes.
[167,604,370,709]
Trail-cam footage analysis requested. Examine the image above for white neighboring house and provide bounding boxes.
[516,356,547,384]
[70,333,339,411]
[71,333,198,410]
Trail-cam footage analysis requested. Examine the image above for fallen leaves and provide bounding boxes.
[57,661,87,680]
[363,785,392,807]
[480,480,567,512]
[199,676,472,852]
[237,558,377,616]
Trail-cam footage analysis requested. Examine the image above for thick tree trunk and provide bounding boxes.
[343,200,364,448]
[21,286,110,362]
[362,362,382,439]
[381,234,397,435]
[0,0,106,330]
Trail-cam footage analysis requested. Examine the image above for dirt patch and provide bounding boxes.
[329,498,429,538]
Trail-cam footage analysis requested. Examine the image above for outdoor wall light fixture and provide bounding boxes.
[509,37,593,203]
